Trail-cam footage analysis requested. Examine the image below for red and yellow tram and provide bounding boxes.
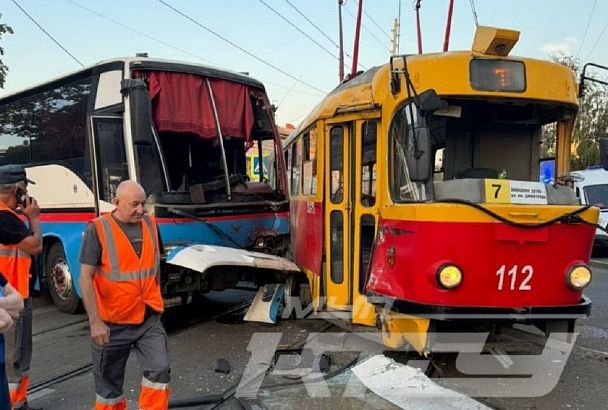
[284,26,597,353]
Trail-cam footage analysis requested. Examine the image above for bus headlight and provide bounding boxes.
[436,265,463,290]
[566,265,592,289]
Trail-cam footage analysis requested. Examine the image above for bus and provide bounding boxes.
[284,26,598,354]
[0,56,293,313]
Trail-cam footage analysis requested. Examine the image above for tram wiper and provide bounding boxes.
[167,207,243,249]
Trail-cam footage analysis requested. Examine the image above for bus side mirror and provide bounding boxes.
[416,89,445,118]
[600,137,608,171]
[407,128,432,182]
[121,79,154,145]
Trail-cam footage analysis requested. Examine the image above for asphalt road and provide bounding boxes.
[20,264,608,409]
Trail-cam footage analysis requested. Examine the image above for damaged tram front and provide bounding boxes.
[0,57,294,313]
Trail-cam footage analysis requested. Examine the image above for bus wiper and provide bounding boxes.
[167,208,243,249]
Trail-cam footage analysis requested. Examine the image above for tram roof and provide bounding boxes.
[0,56,265,102]
[286,50,578,144]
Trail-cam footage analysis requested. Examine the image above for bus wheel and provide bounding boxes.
[46,243,82,314]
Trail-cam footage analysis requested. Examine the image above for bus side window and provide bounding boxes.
[93,117,129,202]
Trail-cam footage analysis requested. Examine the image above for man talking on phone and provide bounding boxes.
[0,165,42,410]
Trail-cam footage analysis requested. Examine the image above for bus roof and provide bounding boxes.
[289,50,579,139]
[0,56,265,102]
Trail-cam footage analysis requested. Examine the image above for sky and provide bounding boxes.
[1,0,607,127]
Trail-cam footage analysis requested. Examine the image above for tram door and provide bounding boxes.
[324,123,352,311]
[323,119,378,325]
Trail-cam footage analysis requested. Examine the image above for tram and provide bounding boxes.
[284,26,598,353]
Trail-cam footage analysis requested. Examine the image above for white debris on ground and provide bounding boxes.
[351,355,492,410]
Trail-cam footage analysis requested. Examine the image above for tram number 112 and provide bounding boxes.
[496,265,533,291]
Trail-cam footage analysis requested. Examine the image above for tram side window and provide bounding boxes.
[0,76,93,189]
[291,139,301,196]
[93,117,129,202]
[330,126,344,203]
[302,128,317,196]
[285,147,292,194]
[360,121,377,206]
[359,214,376,293]
[330,211,344,284]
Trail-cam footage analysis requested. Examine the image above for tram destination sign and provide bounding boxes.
[483,179,548,205]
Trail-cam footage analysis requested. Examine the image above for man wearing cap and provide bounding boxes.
[0,164,42,410]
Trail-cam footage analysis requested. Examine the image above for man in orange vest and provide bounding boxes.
[0,276,25,410]
[0,165,42,410]
[79,180,170,410]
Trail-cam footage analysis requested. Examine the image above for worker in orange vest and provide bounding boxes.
[79,180,170,410]
[0,165,42,410]
[0,276,25,410]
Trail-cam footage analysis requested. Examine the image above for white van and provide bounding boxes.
[572,166,608,247]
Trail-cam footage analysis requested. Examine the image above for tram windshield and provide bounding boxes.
[390,98,574,202]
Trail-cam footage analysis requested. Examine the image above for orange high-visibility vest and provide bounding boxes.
[0,200,31,299]
[92,213,164,324]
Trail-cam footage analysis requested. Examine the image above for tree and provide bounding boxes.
[552,55,608,170]
[0,14,14,89]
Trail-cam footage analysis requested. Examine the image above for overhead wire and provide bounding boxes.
[65,0,323,101]
[468,0,479,26]
[282,0,356,62]
[352,0,392,42]
[577,0,598,59]
[344,5,391,54]
[9,0,84,67]
[276,74,302,109]
[257,0,352,71]
[584,18,608,62]
[156,0,327,94]
[66,0,216,66]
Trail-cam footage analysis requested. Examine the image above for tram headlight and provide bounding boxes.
[436,265,463,290]
[566,265,592,289]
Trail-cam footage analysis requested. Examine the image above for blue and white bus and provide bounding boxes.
[0,56,293,313]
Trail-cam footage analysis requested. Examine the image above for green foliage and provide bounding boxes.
[0,14,14,89]
[552,55,608,170]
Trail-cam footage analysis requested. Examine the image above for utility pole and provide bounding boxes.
[391,18,400,56]
[338,0,344,82]
[415,0,423,54]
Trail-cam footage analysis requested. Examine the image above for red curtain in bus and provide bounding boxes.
[146,71,254,141]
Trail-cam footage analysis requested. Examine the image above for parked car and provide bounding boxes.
[572,166,608,248]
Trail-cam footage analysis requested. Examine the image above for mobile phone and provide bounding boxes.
[16,187,26,206]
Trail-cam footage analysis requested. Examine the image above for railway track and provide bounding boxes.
[28,293,258,395]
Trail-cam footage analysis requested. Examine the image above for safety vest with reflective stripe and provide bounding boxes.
[92,213,163,324]
[0,200,31,299]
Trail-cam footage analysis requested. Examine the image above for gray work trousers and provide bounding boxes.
[4,297,33,384]
[91,311,170,401]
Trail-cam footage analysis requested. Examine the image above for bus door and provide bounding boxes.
[90,116,129,211]
[351,119,378,325]
[324,123,352,311]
